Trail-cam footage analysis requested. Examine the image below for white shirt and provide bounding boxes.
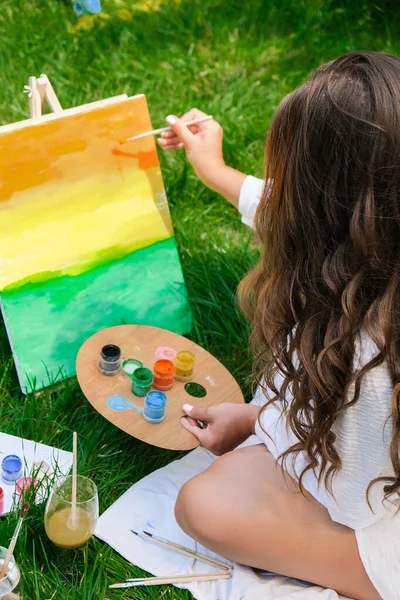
[238,175,400,600]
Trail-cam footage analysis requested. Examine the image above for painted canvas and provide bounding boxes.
[0,95,191,393]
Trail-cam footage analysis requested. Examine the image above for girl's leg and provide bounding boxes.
[175,444,381,600]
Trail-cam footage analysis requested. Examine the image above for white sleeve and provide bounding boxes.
[238,176,265,228]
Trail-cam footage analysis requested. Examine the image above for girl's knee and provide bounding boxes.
[175,473,226,544]
[175,475,206,536]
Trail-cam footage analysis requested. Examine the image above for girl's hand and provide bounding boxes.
[180,402,260,456]
[157,108,225,188]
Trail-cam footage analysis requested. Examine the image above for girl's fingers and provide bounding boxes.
[160,134,181,144]
[180,416,207,440]
[161,124,199,140]
[181,108,208,121]
[157,139,184,150]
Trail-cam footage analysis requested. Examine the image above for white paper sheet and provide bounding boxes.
[0,432,73,516]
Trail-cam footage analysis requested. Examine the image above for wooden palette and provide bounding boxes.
[76,325,244,451]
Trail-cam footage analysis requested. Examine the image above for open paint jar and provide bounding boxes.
[122,357,143,377]
[175,351,196,382]
[99,344,121,376]
[153,359,175,391]
[0,547,21,598]
[154,346,177,362]
[143,391,168,424]
[131,367,153,397]
[1,456,22,485]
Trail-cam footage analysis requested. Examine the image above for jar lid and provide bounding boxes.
[1,455,22,475]
[122,357,143,376]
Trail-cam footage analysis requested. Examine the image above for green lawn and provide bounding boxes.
[0,0,399,598]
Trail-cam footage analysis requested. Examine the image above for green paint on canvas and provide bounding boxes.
[1,237,192,392]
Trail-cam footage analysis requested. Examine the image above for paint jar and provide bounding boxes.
[175,351,196,382]
[0,489,3,515]
[0,546,21,598]
[16,477,38,501]
[131,367,153,397]
[143,391,168,424]
[122,357,143,377]
[34,461,50,479]
[98,344,121,376]
[154,346,177,362]
[153,359,175,391]
[1,456,22,485]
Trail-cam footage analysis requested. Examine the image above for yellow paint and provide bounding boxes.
[0,96,172,290]
[175,350,196,378]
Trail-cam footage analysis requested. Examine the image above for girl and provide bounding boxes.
[158,52,400,600]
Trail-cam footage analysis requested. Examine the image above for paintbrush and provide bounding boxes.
[0,502,30,579]
[121,115,213,143]
[109,571,231,589]
[131,530,232,571]
[66,431,78,530]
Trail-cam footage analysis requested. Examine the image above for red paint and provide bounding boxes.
[153,359,175,391]
[0,487,4,514]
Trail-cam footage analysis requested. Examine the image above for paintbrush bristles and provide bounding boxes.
[132,529,232,571]
[20,501,30,519]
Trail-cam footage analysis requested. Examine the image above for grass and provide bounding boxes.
[0,0,399,597]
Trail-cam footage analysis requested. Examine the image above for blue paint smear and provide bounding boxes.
[107,395,142,412]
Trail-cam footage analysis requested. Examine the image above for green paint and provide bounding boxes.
[1,238,192,393]
[131,367,153,397]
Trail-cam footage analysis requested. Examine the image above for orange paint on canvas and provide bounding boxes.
[0,95,173,290]
[0,95,154,202]
[111,147,159,169]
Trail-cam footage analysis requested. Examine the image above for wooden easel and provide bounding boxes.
[25,74,63,118]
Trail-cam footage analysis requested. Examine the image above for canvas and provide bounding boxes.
[0,95,191,393]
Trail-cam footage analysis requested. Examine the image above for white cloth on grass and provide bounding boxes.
[239,175,400,600]
[95,399,348,600]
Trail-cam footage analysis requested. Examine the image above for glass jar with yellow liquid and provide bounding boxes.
[0,547,21,599]
[44,475,98,549]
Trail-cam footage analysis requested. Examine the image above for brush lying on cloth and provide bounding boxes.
[110,571,231,589]
[95,396,351,600]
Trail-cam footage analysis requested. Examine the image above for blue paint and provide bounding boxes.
[107,395,142,412]
[1,455,23,484]
[107,392,167,424]
[143,391,168,424]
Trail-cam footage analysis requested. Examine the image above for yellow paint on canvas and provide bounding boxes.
[0,96,173,291]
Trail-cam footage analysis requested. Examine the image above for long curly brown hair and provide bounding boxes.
[238,51,400,498]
